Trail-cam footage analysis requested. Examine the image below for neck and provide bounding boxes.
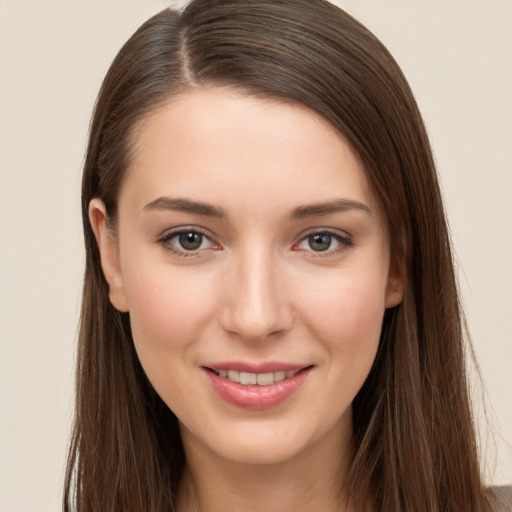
[177,417,356,512]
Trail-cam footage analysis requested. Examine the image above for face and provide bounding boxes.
[90,88,403,468]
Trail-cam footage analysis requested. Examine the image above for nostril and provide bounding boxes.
[218,265,294,340]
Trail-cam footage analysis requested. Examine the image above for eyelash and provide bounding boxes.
[156,227,218,258]
[156,227,353,258]
[293,229,353,256]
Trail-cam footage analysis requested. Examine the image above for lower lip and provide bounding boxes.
[204,367,312,410]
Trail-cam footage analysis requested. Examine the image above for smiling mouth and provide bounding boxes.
[208,368,304,386]
[204,365,313,409]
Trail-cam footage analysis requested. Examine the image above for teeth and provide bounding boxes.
[227,370,240,383]
[256,372,274,385]
[213,369,300,386]
[274,371,286,382]
[240,372,257,385]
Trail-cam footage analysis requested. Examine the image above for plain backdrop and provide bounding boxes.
[0,1,510,511]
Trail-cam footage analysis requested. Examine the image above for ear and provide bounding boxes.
[385,253,404,309]
[88,198,129,312]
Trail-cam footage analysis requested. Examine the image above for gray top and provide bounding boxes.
[492,486,512,512]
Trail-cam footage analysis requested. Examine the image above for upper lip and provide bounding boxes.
[203,361,310,374]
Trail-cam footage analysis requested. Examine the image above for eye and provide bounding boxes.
[158,228,216,255]
[296,231,352,253]
[174,231,209,251]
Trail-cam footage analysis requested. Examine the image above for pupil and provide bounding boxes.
[179,232,202,250]
[309,233,331,251]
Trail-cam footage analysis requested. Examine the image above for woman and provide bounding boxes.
[64,0,508,510]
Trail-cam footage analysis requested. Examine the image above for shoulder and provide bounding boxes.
[490,486,512,512]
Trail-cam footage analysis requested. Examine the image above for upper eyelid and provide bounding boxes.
[156,227,219,257]
[157,225,215,241]
[155,225,352,248]
[293,228,353,253]
[296,227,352,241]
[155,228,217,254]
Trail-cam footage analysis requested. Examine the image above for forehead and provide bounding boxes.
[120,87,376,218]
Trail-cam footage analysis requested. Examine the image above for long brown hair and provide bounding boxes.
[64,1,493,510]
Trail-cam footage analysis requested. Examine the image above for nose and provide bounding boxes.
[219,248,294,342]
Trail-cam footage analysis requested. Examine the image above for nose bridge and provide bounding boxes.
[220,242,291,341]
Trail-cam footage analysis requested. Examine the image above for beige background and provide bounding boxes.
[0,1,510,510]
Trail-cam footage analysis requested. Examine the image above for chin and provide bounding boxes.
[215,441,311,467]
[180,408,351,468]
[222,437,308,466]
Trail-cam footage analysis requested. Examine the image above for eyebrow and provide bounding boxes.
[143,196,371,220]
[143,197,226,218]
[289,199,371,219]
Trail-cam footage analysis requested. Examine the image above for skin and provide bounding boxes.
[90,87,403,512]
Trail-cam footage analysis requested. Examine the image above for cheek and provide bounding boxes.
[305,267,386,334]
[299,266,387,375]
[287,266,387,441]
[122,259,217,372]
